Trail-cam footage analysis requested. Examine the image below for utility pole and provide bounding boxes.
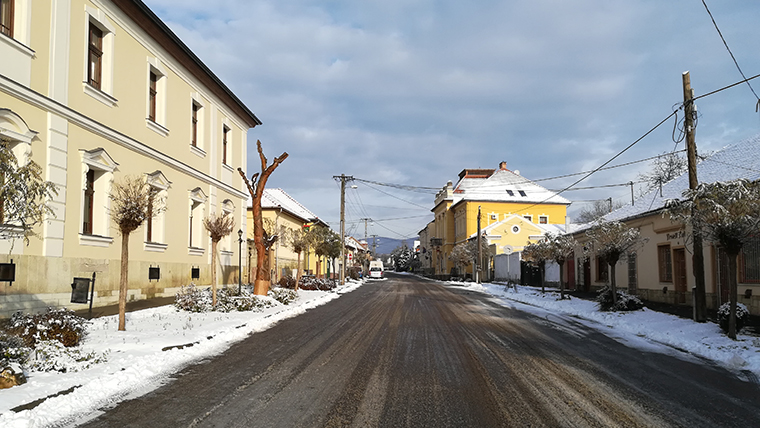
[371,234,378,258]
[608,197,613,213]
[683,71,707,322]
[476,206,482,284]
[334,174,354,285]
[360,218,371,240]
[629,181,635,206]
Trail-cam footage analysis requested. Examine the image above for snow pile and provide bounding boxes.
[458,282,760,377]
[0,280,364,427]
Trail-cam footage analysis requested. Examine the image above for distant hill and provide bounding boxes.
[359,236,418,255]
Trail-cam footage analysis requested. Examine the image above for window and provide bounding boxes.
[658,244,672,282]
[82,169,95,234]
[145,171,169,251]
[191,103,199,146]
[511,225,520,234]
[222,126,229,165]
[596,256,608,282]
[539,215,548,224]
[506,190,514,196]
[740,237,760,283]
[523,215,532,223]
[0,0,13,37]
[518,190,527,197]
[0,109,36,227]
[148,72,157,122]
[87,23,103,90]
[490,214,497,220]
[188,187,207,254]
[79,148,117,245]
[83,7,116,105]
[145,58,168,135]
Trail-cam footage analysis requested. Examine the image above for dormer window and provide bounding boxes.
[518,190,527,197]
[506,190,514,196]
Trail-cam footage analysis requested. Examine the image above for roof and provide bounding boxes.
[116,0,262,128]
[575,134,760,232]
[248,189,320,223]
[451,168,571,206]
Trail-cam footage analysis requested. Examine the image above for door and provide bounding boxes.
[583,259,591,292]
[567,253,576,290]
[673,248,687,304]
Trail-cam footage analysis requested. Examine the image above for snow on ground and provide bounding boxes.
[448,281,760,380]
[0,280,364,428]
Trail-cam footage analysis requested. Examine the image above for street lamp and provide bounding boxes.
[238,229,243,295]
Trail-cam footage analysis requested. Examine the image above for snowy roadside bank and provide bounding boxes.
[0,280,365,427]
[447,281,760,380]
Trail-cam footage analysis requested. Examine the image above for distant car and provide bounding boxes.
[369,266,383,279]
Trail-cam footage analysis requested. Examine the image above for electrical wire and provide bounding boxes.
[701,0,760,110]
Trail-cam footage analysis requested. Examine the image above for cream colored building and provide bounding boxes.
[0,0,261,317]
[246,189,327,283]
[570,136,760,315]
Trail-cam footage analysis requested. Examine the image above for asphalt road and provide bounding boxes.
[75,273,760,427]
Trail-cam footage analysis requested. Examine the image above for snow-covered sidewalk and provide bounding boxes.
[449,281,760,380]
[0,280,364,427]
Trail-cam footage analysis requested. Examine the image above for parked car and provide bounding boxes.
[369,266,383,279]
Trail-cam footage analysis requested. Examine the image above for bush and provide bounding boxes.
[4,308,88,348]
[25,340,107,373]
[269,287,298,305]
[0,332,30,367]
[596,286,644,311]
[278,276,296,289]
[174,283,275,313]
[347,268,360,280]
[717,302,749,333]
[300,276,336,291]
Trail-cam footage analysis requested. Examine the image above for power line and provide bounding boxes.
[360,181,430,209]
[700,0,760,109]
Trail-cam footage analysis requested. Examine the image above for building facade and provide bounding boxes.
[570,135,760,315]
[0,0,260,317]
[429,162,570,277]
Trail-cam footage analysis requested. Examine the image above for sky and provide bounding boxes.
[143,0,760,241]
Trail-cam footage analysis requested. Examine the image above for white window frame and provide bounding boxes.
[79,148,117,247]
[144,170,170,252]
[190,92,206,157]
[221,119,232,170]
[220,199,235,253]
[145,57,169,136]
[188,187,207,255]
[83,6,116,106]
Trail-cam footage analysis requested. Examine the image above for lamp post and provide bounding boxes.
[238,229,243,295]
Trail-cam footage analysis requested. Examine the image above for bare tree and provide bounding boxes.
[575,199,624,224]
[203,213,235,306]
[110,176,164,331]
[448,238,490,278]
[544,233,577,299]
[666,179,760,339]
[522,239,553,293]
[287,228,309,290]
[0,139,58,249]
[238,140,288,295]
[584,220,647,307]
[639,151,688,191]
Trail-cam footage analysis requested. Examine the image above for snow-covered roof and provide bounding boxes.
[578,134,760,231]
[452,168,571,206]
[247,188,319,222]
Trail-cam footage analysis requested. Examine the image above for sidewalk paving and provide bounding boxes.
[73,296,175,319]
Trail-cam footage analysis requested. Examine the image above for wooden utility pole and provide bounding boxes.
[683,71,707,322]
[334,174,354,285]
[476,206,482,284]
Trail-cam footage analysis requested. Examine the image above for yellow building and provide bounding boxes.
[429,161,570,277]
[246,189,327,283]
[0,0,261,317]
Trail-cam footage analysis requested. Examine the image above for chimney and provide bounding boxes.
[499,161,507,170]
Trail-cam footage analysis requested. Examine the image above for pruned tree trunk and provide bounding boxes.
[211,240,218,306]
[118,231,130,331]
[609,262,618,306]
[727,250,739,340]
[558,259,566,300]
[295,252,302,291]
[238,141,288,296]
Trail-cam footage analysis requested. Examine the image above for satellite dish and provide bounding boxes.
[503,245,514,255]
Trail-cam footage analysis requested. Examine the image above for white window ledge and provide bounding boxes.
[190,144,206,158]
[220,250,234,257]
[83,83,117,107]
[188,246,205,256]
[79,233,114,247]
[0,34,35,58]
[146,119,170,137]
[222,163,234,173]
[145,241,168,252]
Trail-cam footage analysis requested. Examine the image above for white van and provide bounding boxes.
[369,260,384,279]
